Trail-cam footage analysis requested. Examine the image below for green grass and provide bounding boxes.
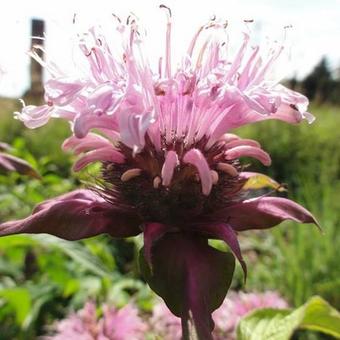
[235,105,340,309]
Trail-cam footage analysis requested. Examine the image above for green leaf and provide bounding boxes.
[237,296,340,340]
[22,284,56,329]
[0,288,32,326]
[299,296,340,337]
[33,235,110,277]
[243,173,286,192]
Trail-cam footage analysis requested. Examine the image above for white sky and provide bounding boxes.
[0,0,339,97]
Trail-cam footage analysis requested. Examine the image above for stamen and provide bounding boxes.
[121,168,142,182]
[196,40,209,69]
[217,163,238,177]
[160,4,172,78]
[158,57,163,78]
[210,170,219,185]
[159,4,172,17]
[187,25,205,57]
[112,13,122,23]
[283,24,293,43]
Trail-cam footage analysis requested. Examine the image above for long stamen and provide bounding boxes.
[160,5,172,78]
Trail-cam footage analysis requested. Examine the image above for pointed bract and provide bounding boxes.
[224,197,320,231]
[0,190,141,240]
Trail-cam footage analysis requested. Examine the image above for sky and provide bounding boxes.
[0,0,339,97]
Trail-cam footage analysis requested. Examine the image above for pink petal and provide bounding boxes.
[0,190,141,240]
[45,77,85,106]
[161,150,179,186]
[274,102,315,124]
[224,138,261,150]
[73,113,118,139]
[183,149,212,195]
[225,146,271,166]
[224,197,320,231]
[238,46,260,90]
[73,147,125,172]
[87,84,123,115]
[243,89,282,115]
[62,133,112,155]
[118,109,155,153]
[206,106,238,149]
[16,105,52,129]
[225,33,249,82]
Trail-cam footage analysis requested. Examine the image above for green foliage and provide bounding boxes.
[0,106,153,338]
[235,105,340,309]
[0,233,151,338]
[237,296,340,340]
[0,102,339,338]
[0,103,72,176]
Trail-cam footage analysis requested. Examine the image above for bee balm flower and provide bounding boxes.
[1,9,318,339]
[45,302,147,340]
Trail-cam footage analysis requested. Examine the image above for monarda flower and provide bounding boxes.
[45,302,147,340]
[0,8,318,339]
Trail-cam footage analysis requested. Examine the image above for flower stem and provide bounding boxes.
[181,315,199,340]
[181,315,190,340]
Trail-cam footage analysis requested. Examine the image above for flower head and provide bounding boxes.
[1,9,318,339]
[212,291,288,339]
[45,302,147,340]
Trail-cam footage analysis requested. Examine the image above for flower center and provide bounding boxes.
[97,137,245,226]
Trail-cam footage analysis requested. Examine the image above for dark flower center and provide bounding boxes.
[96,137,245,227]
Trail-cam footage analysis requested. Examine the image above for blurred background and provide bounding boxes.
[0,0,339,339]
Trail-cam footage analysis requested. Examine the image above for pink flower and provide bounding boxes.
[150,291,288,340]
[45,302,147,340]
[1,9,318,339]
[150,302,183,340]
[212,291,288,339]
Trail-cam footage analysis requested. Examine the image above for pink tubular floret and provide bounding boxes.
[15,16,313,166]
